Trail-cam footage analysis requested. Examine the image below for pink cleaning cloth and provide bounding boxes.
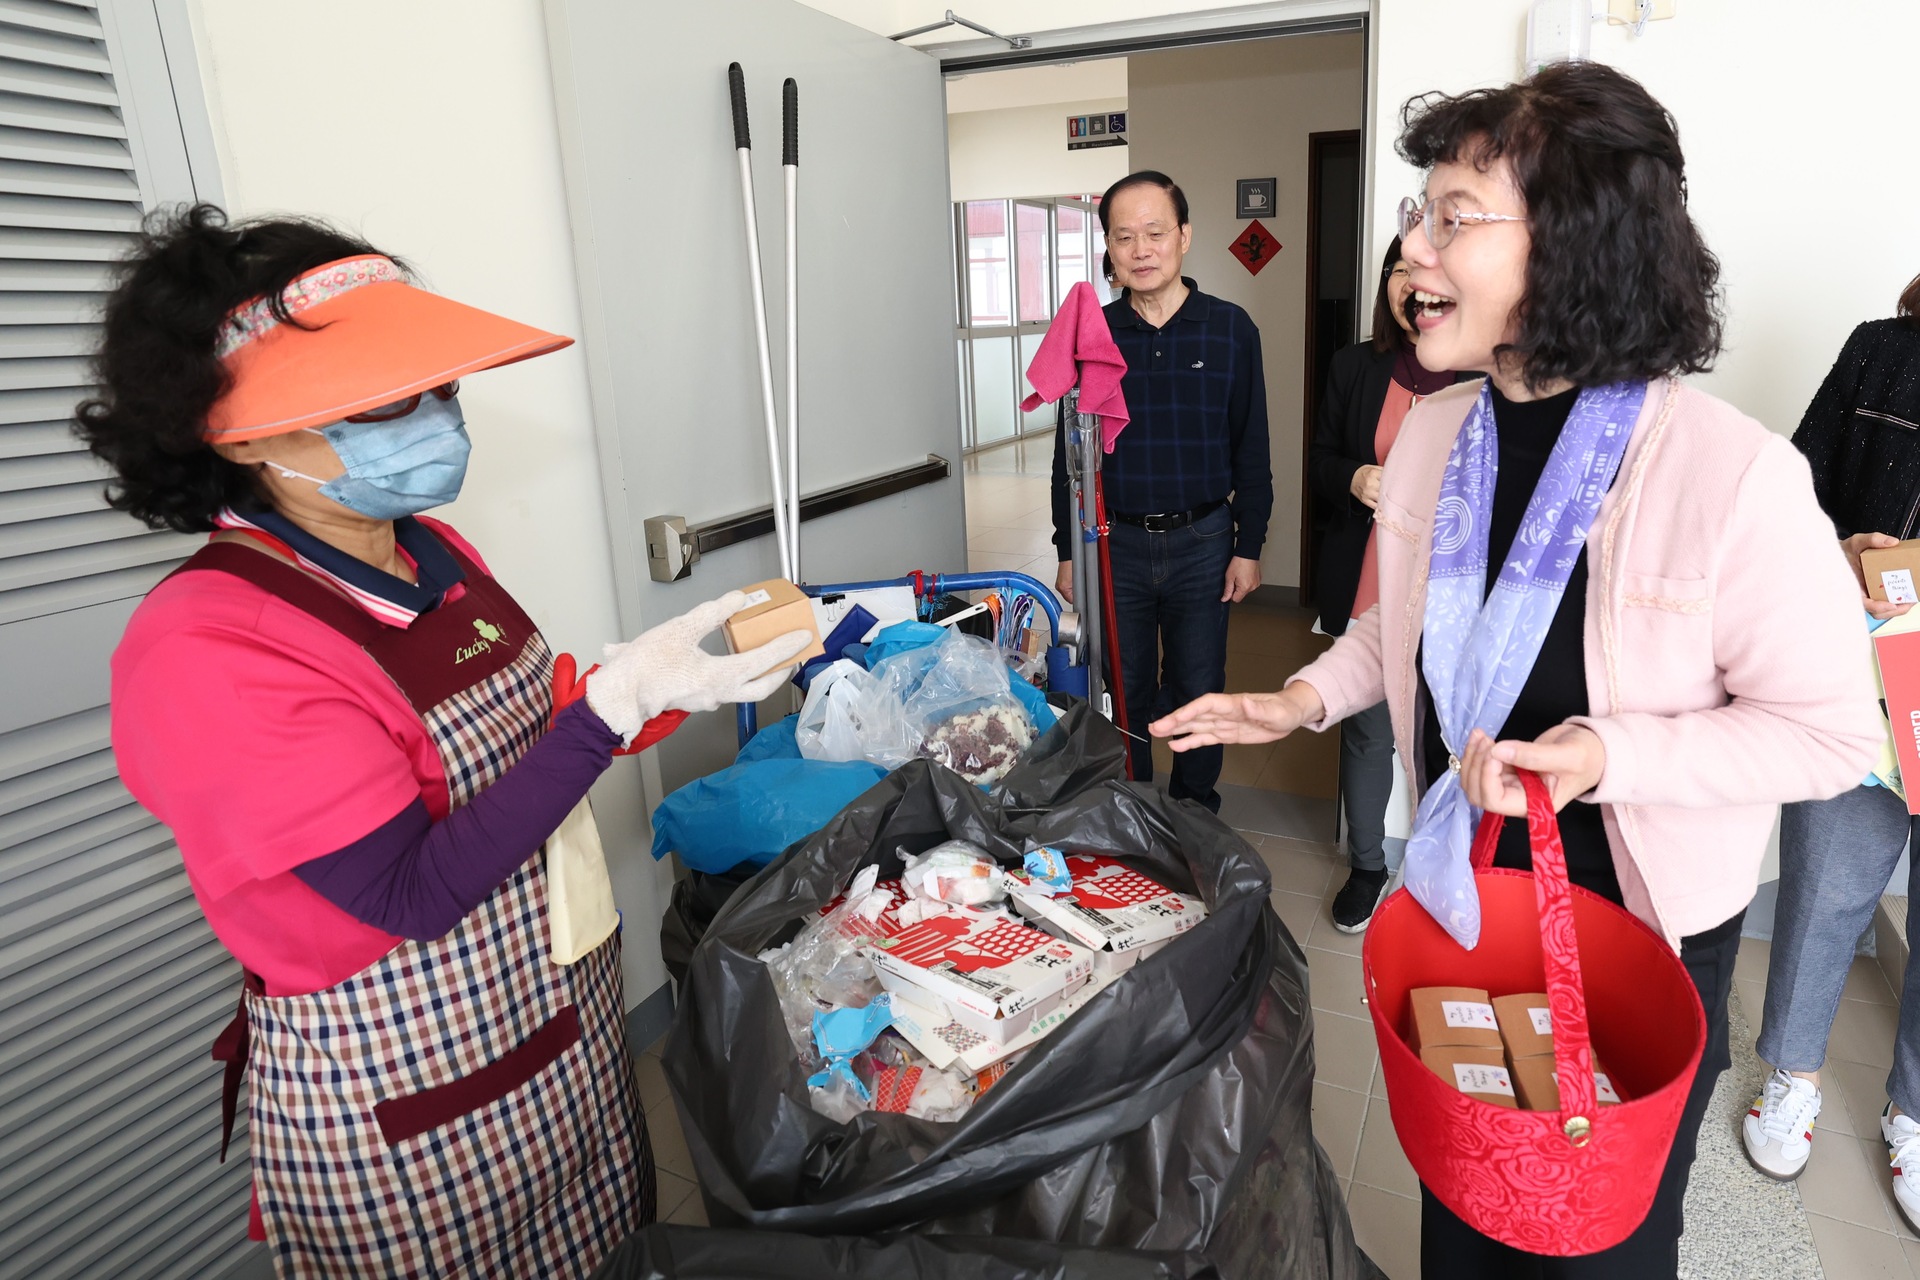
[1020,281,1130,451]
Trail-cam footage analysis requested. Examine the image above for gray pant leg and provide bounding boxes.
[1339,699,1395,873]
[1890,849,1920,1114]
[1758,784,1911,1074]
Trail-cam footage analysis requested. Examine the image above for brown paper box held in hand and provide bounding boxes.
[723,579,825,677]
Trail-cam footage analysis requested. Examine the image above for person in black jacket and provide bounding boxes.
[1738,275,1920,1205]
[1307,236,1466,931]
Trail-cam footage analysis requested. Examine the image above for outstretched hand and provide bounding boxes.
[1457,723,1606,817]
[1151,682,1327,751]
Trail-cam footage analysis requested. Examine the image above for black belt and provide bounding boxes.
[1111,500,1225,533]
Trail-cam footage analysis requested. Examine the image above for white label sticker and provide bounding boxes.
[1550,1069,1623,1105]
[741,588,772,607]
[1884,569,1918,607]
[1441,1000,1498,1031]
[1453,1062,1515,1097]
[1528,1006,1552,1037]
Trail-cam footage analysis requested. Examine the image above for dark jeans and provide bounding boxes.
[1340,698,1395,872]
[1108,503,1234,813]
[1418,908,1745,1279]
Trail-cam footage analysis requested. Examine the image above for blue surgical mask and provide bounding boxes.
[267,392,471,519]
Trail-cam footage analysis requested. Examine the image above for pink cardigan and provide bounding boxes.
[1291,377,1883,946]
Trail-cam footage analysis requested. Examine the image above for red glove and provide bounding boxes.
[551,653,688,756]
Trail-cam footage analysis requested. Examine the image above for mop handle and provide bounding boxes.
[782,77,801,581]
[728,62,751,150]
[727,62,794,581]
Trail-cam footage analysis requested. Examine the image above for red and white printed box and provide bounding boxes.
[1005,853,1207,977]
[862,908,1094,1042]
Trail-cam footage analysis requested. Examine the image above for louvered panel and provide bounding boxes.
[0,475,107,521]
[0,1066,212,1226]
[0,556,173,621]
[0,839,182,958]
[0,188,136,229]
[0,527,194,592]
[0,350,88,389]
[0,86,120,136]
[155,1217,260,1280]
[0,54,112,105]
[0,772,134,850]
[52,1157,251,1280]
[0,18,109,72]
[0,255,111,287]
[0,320,95,353]
[0,741,114,814]
[0,379,84,418]
[0,153,135,199]
[0,1,103,41]
[0,812,174,899]
[1,505,160,556]
[1,917,219,1056]
[0,883,201,1003]
[0,221,130,256]
[1,416,89,453]
[0,287,101,323]
[0,436,95,480]
[1,948,228,1107]
[0,704,105,779]
[0,120,128,168]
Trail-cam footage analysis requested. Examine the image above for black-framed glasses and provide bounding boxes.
[344,381,460,424]
[1398,195,1526,251]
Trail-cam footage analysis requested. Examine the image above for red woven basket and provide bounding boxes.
[1361,771,1705,1255]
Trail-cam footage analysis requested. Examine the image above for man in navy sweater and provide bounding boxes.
[1053,171,1273,813]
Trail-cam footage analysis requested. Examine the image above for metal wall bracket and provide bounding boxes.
[643,454,952,582]
[889,9,1032,48]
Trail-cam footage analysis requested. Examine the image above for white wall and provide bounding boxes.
[948,97,1130,202]
[1371,0,1920,440]
[183,0,669,1006]
[946,59,1127,113]
[1129,32,1365,590]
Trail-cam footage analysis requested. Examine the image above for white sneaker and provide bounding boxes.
[1742,1068,1821,1180]
[1880,1103,1920,1232]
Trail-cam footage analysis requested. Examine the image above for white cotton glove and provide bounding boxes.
[585,590,813,740]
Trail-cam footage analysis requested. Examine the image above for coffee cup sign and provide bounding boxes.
[1236,178,1277,220]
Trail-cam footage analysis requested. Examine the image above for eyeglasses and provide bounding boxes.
[1398,195,1527,251]
[344,381,460,424]
[1107,227,1176,251]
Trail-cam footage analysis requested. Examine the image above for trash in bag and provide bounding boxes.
[589,1223,1231,1280]
[654,700,1127,980]
[869,629,1052,785]
[663,760,1368,1279]
[795,659,924,768]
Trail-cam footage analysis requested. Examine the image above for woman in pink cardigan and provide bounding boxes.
[1154,63,1880,1277]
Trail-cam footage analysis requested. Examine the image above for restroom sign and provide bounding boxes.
[1068,111,1128,150]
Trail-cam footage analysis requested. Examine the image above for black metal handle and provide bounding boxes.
[782,78,798,166]
[727,62,750,150]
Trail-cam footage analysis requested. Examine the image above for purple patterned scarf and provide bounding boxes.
[1404,379,1645,949]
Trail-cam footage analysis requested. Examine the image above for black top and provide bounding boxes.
[1051,279,1274,562]
[1418,384,1618,900]
[1307,340,1478,634]
[1792,318,1920,539]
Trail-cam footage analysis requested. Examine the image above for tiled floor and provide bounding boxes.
[965,433,1337,801]
[637,842,1913,1276]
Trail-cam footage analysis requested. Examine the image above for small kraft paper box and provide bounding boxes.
[1491,992,1555,1060]
[863,908,1094,1042]
[722,578,826,675]
[1419,1045,1517,1108]
[1004,852,1207,978]
[1406,986,1503,1055]
[1861,540,1920,606]
[1509,1055,1625,1111]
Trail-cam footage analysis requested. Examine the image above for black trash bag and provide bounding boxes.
[663,760,1368,1279]
[657,698,1125,988]
[590,1224,1224,1280]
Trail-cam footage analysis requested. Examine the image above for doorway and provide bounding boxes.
[1300,128,1364,604]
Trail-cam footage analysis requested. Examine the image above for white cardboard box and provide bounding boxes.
[862,907,1093,1042]
[888,971,1114,1073]
[1005,853,1206,975]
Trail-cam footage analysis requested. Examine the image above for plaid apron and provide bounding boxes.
[182,538,654,1278]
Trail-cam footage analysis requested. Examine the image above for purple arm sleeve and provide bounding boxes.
[293,698,622,939]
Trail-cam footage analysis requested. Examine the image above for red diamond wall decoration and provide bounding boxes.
[1229,219,1281,276]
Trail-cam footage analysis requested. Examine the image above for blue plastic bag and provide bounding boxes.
[649,756,887,873]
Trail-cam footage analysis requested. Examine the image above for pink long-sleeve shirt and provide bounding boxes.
[1290,377,1883,947]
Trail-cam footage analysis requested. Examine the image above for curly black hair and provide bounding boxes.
[1397,61,1722,393]
[73,204,400,532]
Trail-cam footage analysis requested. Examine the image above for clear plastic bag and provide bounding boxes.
[761,866,893,1059]
[871,631,1038,785]
[920,701,1036,786]
[795,659,922,769]
[901,840,1006,908]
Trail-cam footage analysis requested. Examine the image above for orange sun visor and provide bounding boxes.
[204,255,574,442]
